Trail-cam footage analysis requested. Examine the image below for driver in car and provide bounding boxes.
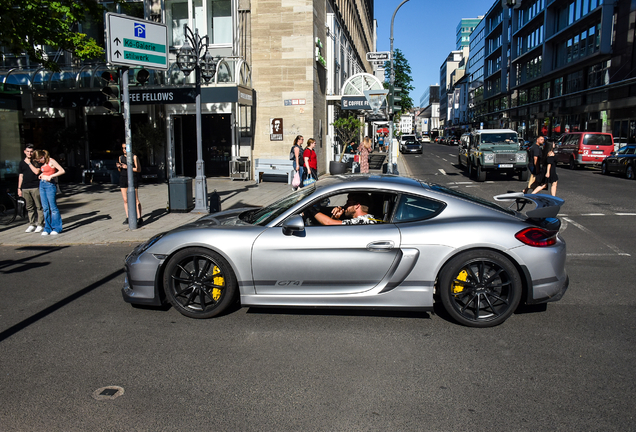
[306,193,377,225]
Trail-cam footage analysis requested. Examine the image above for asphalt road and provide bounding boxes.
[1,154,635,430]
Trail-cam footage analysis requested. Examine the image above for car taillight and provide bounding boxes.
[515,227,557,247]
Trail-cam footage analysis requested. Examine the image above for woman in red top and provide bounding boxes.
[303,138,318,182]
[34,150,65,235]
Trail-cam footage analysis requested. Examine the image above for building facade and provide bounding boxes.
[0,0,375,188]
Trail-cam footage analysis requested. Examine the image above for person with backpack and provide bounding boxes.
[290,135,304,190]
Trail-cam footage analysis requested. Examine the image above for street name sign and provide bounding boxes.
[106,13,169,70]
[366,52,391,62]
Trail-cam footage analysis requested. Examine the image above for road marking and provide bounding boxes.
[567,253,632,257]
[581,213,605,216]
[617,213,636,216]
[441,158,448,162]
[438,169,447,175]
[562,217,630,256]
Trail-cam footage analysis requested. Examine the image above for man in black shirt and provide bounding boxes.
[18,144,44,233]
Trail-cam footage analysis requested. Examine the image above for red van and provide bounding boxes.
[555,132,614,169]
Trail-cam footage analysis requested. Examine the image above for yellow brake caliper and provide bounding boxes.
[212,266,224,301]
[453,270,468,294]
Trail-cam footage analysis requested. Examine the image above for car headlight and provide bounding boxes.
[484,153,495,163]
[126,233,166,262]
[516,153,527,162]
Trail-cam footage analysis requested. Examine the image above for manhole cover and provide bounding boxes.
[92,386,124,400]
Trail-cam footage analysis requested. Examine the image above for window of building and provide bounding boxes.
[566,70,583,93]
[588,60,610,88]
[555,77,564,96]
[166,0,232,47]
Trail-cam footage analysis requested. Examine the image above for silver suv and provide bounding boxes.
[458,129,528,182]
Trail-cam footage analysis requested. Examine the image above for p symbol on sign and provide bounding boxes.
[134,23,146,38]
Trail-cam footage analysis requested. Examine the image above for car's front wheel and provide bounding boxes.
[439,250,522,327]
[163,247,237,319]
[626,165,635,180]
[476,164,486,182]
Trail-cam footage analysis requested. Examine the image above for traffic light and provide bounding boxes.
[101,70,120,113]
[393,87,402,114]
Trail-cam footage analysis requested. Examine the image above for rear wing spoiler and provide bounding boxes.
[494,192,564,219]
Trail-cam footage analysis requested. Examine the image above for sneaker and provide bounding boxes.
[50,231,59,235]
[25,225,36,233]
[41,231,49,236]
[123,218,128,225]
[35,226,43,233]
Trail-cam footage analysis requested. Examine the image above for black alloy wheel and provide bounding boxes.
[163,247,237,318]
[440,250,522,327]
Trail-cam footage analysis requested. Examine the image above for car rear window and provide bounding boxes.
[583,134,613,146]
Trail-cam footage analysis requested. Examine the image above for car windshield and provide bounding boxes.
[480,133,518,144]
[425,182,515,215]
[241,186,315,226]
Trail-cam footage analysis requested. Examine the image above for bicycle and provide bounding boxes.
[0,189,21,225]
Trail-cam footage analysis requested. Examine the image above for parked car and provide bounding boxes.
[601,144,636,179]
[458,129,528,182]
[554,132,614,169]
[122,175,568,328]
[141,165,162,183]
[421,135,431,143]
[446,136,460,146]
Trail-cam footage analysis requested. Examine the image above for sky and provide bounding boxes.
[374,0,498,106]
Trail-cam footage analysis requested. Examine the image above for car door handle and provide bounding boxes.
[367,241,395,251]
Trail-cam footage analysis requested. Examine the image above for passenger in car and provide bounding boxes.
[307,193,378,225]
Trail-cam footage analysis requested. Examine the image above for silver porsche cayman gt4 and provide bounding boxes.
[123,175,568,327]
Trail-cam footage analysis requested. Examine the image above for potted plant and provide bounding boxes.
[330,114,363,174]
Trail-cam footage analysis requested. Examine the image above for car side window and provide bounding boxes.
[626,147,635,155]
[393,194,446,223]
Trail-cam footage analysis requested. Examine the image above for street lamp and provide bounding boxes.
[176,25,217,213]
[387,0,411,174]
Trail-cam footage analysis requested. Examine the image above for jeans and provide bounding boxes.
[40,181,62,233]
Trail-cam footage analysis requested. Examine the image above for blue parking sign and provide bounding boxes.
[134,23,146,38]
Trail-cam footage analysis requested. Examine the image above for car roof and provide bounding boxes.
[315,174,423,192]
[474,129,516,134]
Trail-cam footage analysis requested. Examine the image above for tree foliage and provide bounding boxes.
[383,49,415,113]
[0,0,107,71]
[332,113,363,162]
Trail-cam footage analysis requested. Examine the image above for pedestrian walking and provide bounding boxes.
[525,136,545,193]
[532,141,559,196]
[290,135,304,190]
[359,136,372,174]
[34,149,65,235]
[18,144,44,233]
[303,138,318,185]
[116,141,143,226]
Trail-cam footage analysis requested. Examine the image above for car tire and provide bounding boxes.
[569,157,577,170]
[439,250,522,328]
[163,247,237,319]
[601,162,608,175]
[519,169,528,181]
[468,161,474,178]
[476,164,486,182]
[457,155,464,169]
[627,165,635,180]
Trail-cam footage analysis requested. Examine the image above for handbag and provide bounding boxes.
[302,169,316,187]
[353,154,360,163]
[292,170,301,188]
[17,197,27,219]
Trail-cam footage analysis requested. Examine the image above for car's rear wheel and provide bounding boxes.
[439,250,522,327]
[569,157,577,170]
[457,155,463,168]
[468,161,474,178]
[164,247,237,319]
[601,162,608,175]
[519,169,528,181]
[626,165,635,180]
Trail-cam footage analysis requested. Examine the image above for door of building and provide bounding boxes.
[173,113,232,177]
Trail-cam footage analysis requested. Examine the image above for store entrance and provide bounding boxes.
[173,114,231,177]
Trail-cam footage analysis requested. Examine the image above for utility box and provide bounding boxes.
[168,176,194,212]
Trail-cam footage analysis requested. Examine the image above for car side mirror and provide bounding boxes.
[282,215,305,236]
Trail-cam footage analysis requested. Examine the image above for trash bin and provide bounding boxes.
[168,176,194,212]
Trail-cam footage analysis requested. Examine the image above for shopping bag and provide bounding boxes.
[292,170,301,188]
[302,170,316,187]
[353,154,360,163]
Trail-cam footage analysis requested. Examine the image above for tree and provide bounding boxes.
[383,48,415,114]
[0,0,107,71]
[332,113,363,162]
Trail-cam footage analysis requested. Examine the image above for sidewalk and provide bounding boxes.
[0,153,409,246]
